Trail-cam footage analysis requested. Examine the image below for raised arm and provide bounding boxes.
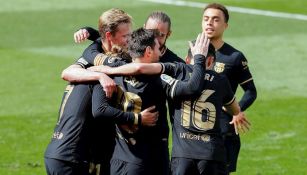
[163,32,209,98]
[74,26,100,43]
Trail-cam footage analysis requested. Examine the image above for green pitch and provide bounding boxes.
[1,0,306,174]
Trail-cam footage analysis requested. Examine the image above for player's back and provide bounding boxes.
[111,74,168,165]
[45,83,95,163]
[171,70,235,162]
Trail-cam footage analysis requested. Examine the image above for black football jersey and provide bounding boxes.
[162,63,235,162]
[214,42,253,93]
[44,84,94,163]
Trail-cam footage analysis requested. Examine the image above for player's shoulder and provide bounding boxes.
[219,42,247,62]
[161,48,185,63]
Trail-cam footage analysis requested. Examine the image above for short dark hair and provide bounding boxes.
[204,3,229,23]
[145,11,171,31]
[128,28,158,58]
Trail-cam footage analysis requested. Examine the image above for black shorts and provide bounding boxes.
[170,157,226,175]
[44,158,89,175]
[150,139,170,175]
[110,159,148,175]
[224,134,241,173]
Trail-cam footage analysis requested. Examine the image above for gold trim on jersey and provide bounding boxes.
[57,85,74,125]
[224,96,235,106]
[94,53,109,66]
[239,78,253,85]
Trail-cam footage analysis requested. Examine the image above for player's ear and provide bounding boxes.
[224,23,228,30]
[167,30,172,38]
[105,31,112,40]
[145,46,152,57]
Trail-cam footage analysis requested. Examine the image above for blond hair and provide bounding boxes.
[98,8,132,39]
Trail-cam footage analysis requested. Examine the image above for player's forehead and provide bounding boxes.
[203,8,224,19]
[145,18,169,31]
[115,22,132,34]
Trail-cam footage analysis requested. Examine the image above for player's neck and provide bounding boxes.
[211,38,224,51]
[160,45,167,56]
[101,40,111,52]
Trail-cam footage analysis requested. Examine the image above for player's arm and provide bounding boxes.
[61,39,106,83]
[92,84,158,126]
[237,53,257,111]
[222,76,251,134]
[62,64,116,98]
[163,54,205,98]
[74,26,100,43]
[164,32,209,98]
[88,62,164,75]
[239,80,257,111]
[224,99,250,134]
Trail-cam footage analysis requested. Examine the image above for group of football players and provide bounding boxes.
[44,3,256,175]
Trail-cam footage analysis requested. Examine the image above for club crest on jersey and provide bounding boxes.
[161,74,175,85]
[214,62,225,73]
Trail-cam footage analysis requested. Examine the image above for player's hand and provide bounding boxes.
[189,32,210,57]
[98,73,117,98]
[140,106,158,127]
[74,28,90,43]
[88,65,111,74]
[229,112,251,135]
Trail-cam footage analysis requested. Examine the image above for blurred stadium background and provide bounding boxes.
[1,0,307,174]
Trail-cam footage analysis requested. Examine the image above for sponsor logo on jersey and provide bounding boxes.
[52,132,64,139]
[214,62,225,73]
[160,74,175,85]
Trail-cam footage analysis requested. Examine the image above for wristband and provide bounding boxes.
[138,113,142,127]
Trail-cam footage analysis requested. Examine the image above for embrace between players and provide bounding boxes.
[45,3,256,175]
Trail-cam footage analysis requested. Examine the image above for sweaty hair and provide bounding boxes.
[145,11,171,31]
[98,8,132,39]
[128,28,158,59]
[204,3,229,23]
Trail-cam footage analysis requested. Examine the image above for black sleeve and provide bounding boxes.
[220,75,235,106]
[83,26,100,41]
[82,40,109,66]
[162,62,179,77]
[92,84,135,124]
[173,54,205,97]
[239,80,257,111]
[162,54,205,98]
